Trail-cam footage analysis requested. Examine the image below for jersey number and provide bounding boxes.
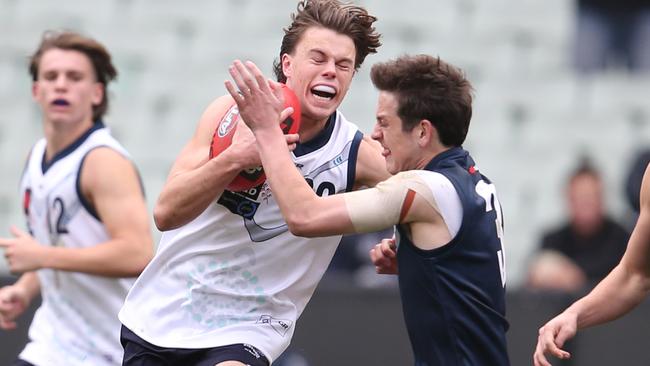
[475,180,506,287]
[305,178,336,197]
[50,197,69,235]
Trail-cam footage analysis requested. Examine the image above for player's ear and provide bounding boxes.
[32,81,39,100]
[417,119,435,147]
[281,53,293,79]
[91,82,104,107]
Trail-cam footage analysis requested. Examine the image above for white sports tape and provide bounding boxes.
[344,171,439,233]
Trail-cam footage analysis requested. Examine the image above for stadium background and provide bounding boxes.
[1,0,650,365]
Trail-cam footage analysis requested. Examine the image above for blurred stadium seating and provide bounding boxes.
[1,0,649,363]
[2,0,648,284]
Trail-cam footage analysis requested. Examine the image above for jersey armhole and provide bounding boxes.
[76,146,145,222]
[345,130,363,192]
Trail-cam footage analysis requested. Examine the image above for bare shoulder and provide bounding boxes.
[354,136,390,189]
[194,95,236,139]
[80,147,140,194]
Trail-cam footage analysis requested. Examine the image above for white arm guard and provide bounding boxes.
[343,171,438,233]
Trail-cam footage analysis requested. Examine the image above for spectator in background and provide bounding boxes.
[528,159,629,291]
[574,0,650,73]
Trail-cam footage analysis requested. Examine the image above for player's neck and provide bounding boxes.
[43,118,94,161]
[298,115,329,143]
[416,145,452,169]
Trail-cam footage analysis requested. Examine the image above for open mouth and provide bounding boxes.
[52,99,70,106]
[311,85,336,100]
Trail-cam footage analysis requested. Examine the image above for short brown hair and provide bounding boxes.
[273,0,381,82]
[29,30,117,122]
[371,55,473,147]
[568,156,600,185]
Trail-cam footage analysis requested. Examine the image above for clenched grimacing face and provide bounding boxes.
[282,27,356,125]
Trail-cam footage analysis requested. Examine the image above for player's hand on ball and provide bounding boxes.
[225,59,292,132]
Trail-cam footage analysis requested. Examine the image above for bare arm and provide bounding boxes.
[224,60,429,237]
[47,147,153,277]
[354,135,391,189]
[11,272,40,299]
[0,272,40,330]
[534,164,650,365]
[153,96,253,230]
[153,96,299,230]
[0,148,153,277]
[568,168,650,328]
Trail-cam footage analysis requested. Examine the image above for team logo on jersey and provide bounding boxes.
[219,189,262,219]
[256,315,293,337]
[218,140,353,242]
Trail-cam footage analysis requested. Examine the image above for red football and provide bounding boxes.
[209,83,301,192]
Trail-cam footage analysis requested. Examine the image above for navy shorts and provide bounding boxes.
[11,360,34,366]
[120,325,269,366]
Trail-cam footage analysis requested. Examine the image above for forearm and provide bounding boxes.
[253,128,322,222]
[42,239,151,277]
[154,152,242,230]
[568,264,650,330]
[14,272,40,300]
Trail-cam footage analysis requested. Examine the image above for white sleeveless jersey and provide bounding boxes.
[18,124,136,366]
[119,111,363,362]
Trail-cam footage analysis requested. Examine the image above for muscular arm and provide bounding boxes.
[225,60,432,238]
[565,165,650,329]
[353,136,391,189]
[153,96,261,230]
[251,127,436,237]
[534,165,650,365]
[1,149,153,277]
[40,147,153,277]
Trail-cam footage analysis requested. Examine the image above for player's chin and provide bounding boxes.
[385,161,400,175]
[302,105,336,123]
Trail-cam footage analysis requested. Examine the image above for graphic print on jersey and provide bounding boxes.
[217,139,354,242]
[177,246,272,330]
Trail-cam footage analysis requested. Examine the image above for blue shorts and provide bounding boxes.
[11,360,34,366]
[120,325,269,366]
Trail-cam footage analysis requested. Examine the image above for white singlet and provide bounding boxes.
[18,123,136,366]
[119,111,363,363]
